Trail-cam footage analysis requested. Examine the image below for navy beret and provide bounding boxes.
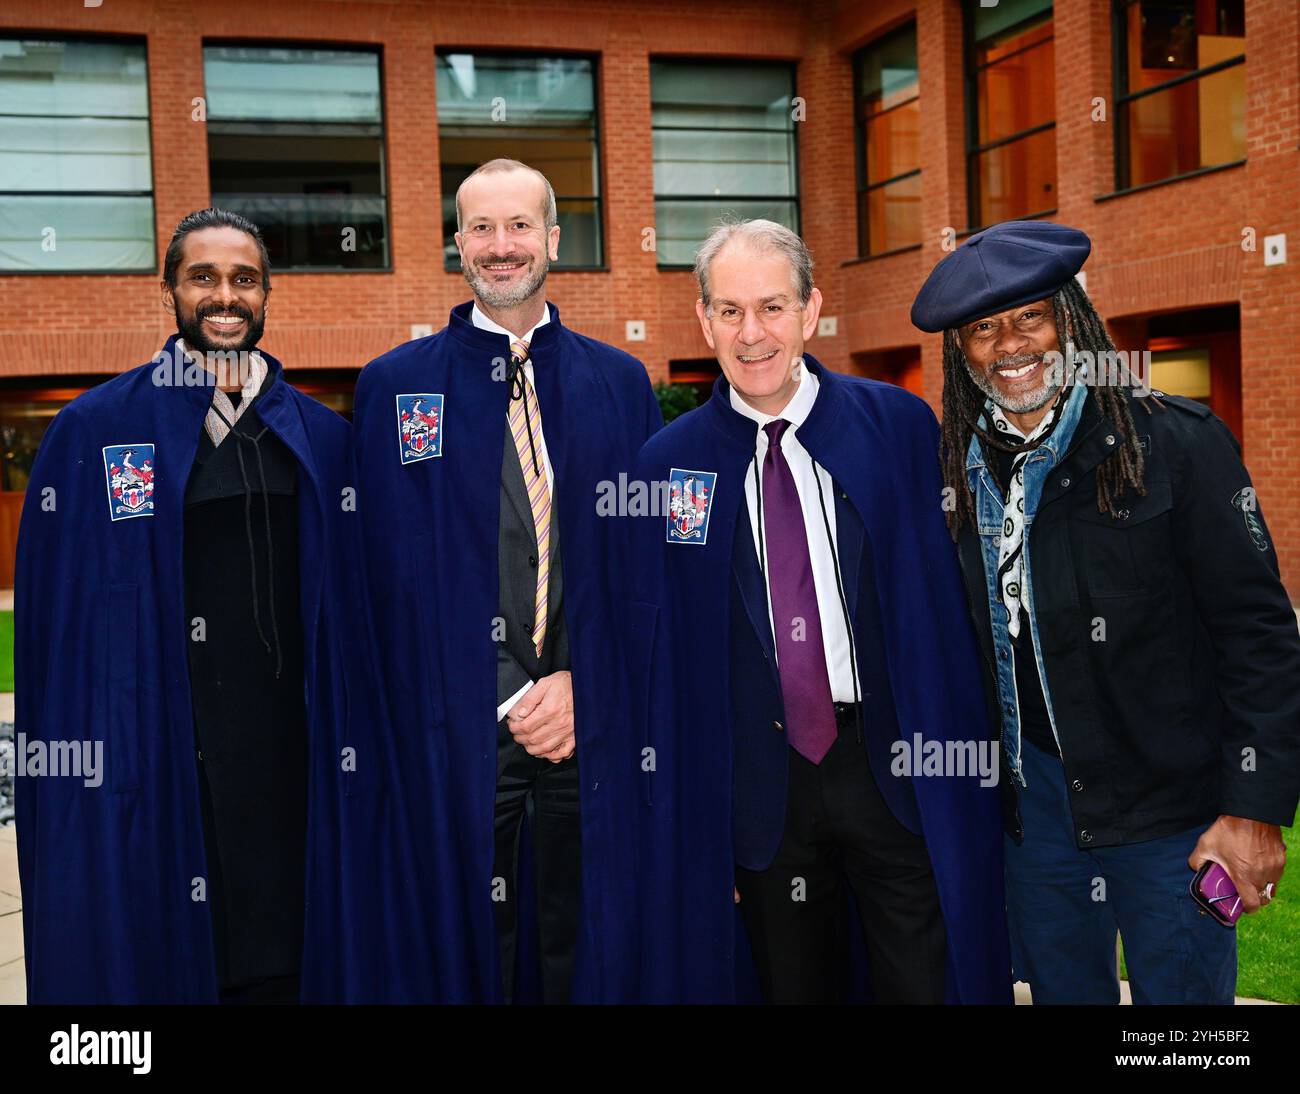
[910,220,1091,333]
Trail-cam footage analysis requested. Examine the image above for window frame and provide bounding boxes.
[0,31,158,276]
[1109,0,1246,193]
[648,55,801,271]
[435,47,607,273]
[853,21,921,260]
[962,2,1058,232]
[201,38,394,274]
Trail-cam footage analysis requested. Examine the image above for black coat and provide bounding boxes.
[957,387,1300,849]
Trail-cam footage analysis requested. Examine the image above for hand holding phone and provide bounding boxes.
[1190,861,1243,927]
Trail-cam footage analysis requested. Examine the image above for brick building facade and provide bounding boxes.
[0,0,1296,594]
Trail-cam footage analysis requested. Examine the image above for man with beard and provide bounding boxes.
[912,219,1300,1003]
[353,159,661,1002]
[16,208,416,1003]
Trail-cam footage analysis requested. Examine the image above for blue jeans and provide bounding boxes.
[1005,738,1237,1005]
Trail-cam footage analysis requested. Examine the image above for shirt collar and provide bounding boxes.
[728,360,820,435]
[471,301,551,345]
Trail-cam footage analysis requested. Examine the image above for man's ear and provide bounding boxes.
[800,287,823,343]
[547,224,561,262]
[160,278,175,314]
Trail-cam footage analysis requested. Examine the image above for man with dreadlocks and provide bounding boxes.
[912,219,1300,1005]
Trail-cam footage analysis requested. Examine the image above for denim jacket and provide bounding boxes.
[964,382,1087,787]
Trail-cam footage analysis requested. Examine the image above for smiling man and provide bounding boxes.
[629,220,1011,1003]
[913,218,1300,1004]
[16,208,412,1003]
[353,159,661,1003]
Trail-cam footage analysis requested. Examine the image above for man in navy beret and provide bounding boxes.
[914,219,1300,1004]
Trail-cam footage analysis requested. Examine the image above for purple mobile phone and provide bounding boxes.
[1190,861,1242,927]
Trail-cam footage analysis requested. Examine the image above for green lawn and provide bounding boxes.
[0,610,11,693]
[1120,810,1300,1003]
[1235,812,1300,1003]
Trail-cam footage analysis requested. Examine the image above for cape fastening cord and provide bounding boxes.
[811,455,863,746]
[507,354,543,478]
[209,400,283,679]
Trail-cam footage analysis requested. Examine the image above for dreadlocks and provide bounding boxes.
[939,277,1155,539]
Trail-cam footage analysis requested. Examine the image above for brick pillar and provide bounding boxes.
[916,0,968,411]
[1241,0,1300,598]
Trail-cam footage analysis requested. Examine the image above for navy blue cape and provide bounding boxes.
[629,359,1013,1003]
[353,302,662,1002]
[15,336,421,1003]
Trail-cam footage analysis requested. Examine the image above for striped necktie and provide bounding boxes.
[508,339,550,656]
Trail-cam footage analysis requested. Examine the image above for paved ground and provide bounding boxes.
[0,821,22,1004]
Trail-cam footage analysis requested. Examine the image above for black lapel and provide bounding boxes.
[731,493,779,675]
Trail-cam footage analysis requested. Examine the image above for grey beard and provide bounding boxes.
[965,353,1062,415]
[464,255,549,309]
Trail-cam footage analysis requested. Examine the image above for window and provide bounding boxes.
[437,52,602,270]
[203,45,389,270]
[0,37,155,272]
[854,23,920,257]
[853,346,923,396]
[650,60,798,267]
[965,0,1056,228]
[1113,0,1245,189]
[0,380,110,491]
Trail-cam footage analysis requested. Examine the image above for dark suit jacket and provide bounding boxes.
[729,479,920,870]
[497,415,570,712]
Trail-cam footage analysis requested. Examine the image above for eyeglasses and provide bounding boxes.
[707,300,805,326]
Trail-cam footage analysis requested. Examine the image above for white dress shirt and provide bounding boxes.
[731,366,861,703]
[473,302,557,721]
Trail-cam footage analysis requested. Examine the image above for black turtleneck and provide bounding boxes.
[182,371,307,997]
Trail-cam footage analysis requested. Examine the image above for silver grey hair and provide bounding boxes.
[455,157,558,232]
[694,219,815,313]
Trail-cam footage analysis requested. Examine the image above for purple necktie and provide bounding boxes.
[761,420,838,765]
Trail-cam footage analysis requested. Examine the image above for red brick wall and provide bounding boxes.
[1,0,1296,595]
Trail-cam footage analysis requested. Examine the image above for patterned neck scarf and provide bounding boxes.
[988,395,1063,640]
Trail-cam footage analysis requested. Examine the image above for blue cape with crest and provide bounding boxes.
[352,302,662,1002]
[15,335,422,1003]
[629,358,1012,1003]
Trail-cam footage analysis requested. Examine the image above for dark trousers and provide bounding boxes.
[735,708,947,1004]
[1005,736,1236,1004]
[493,717,583,1004]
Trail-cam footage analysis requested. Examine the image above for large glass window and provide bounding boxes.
[1113,0,1245,189]
[437,52,602,270]
[203,45,389,270]
[854,23,920,257]
[966,0,1056,228]
[650,60,798,267]
[0,37,155,272]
